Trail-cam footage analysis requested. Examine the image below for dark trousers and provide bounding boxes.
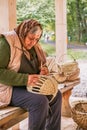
[10,87,62,130]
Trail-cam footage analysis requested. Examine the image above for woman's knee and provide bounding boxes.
[29,94,49,109]
[49,90,62,106]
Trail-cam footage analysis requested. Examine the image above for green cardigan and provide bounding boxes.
[0,36,28,86]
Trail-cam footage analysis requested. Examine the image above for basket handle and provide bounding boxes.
[57,53,76,63]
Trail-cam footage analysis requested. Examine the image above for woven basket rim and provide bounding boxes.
[73,109,87,115]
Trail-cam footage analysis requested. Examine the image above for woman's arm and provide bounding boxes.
[0,36,28,86]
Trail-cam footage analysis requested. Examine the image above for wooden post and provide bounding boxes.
[55,0,67,62]
[62,89,72,117]
[0,0,17,33]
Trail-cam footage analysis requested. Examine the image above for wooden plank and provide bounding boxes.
[60,78,80,93]
[0,107,21,119]
[0,107,27,122]
[0,112,28,130]
[0,107,28,130]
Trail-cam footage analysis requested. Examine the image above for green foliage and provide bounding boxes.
[17,0,87,44]
[17,0,55,31]
[68,49,87,60]
[67,0,87,43]
[40,43,56,56]
[40,43,87,60]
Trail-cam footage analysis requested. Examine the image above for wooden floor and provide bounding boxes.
[8,116,77,130]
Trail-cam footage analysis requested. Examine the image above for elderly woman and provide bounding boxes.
[0,19,62,130]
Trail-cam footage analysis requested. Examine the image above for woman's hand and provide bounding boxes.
[40,66,49,75]
[27,74,39,86]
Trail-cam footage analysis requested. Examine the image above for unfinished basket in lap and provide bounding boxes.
[27,75,59,102]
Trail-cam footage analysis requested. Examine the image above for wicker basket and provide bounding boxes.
[56,54,80,81]
[46,56,80,81]
[57,60,80,81]
[59,61,78,73]
[27,74,59,102]
[71,102,87,129]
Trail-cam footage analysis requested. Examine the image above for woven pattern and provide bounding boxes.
[27,74,59,102]
[57,61,80,81]
[59,61,78,74]
[46,57,80,82]
[71,103,87,129]
[46,56,60,73]
[49,73,66,83]
[47,57,80,83]
[69,82,87,129]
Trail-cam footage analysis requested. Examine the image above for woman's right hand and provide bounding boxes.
[27,74,39,86]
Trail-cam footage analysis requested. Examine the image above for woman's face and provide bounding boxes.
[24,32,41,50]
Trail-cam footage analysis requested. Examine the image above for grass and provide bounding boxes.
[40,42,87,60]
[68,49,87,60]
[41,43,56,56]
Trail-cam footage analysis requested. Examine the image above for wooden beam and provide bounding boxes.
[55,0,67,62]
[8,0,17,31]
[0,0,17,33]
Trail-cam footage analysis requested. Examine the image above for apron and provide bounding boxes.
[18,47,40,74]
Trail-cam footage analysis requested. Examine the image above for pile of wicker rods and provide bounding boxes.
[46,56,80,82]
[71,102,87,129]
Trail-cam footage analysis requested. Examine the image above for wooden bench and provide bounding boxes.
[60,79,80,117]
[0,107,28,130]
[0,79,80,130]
